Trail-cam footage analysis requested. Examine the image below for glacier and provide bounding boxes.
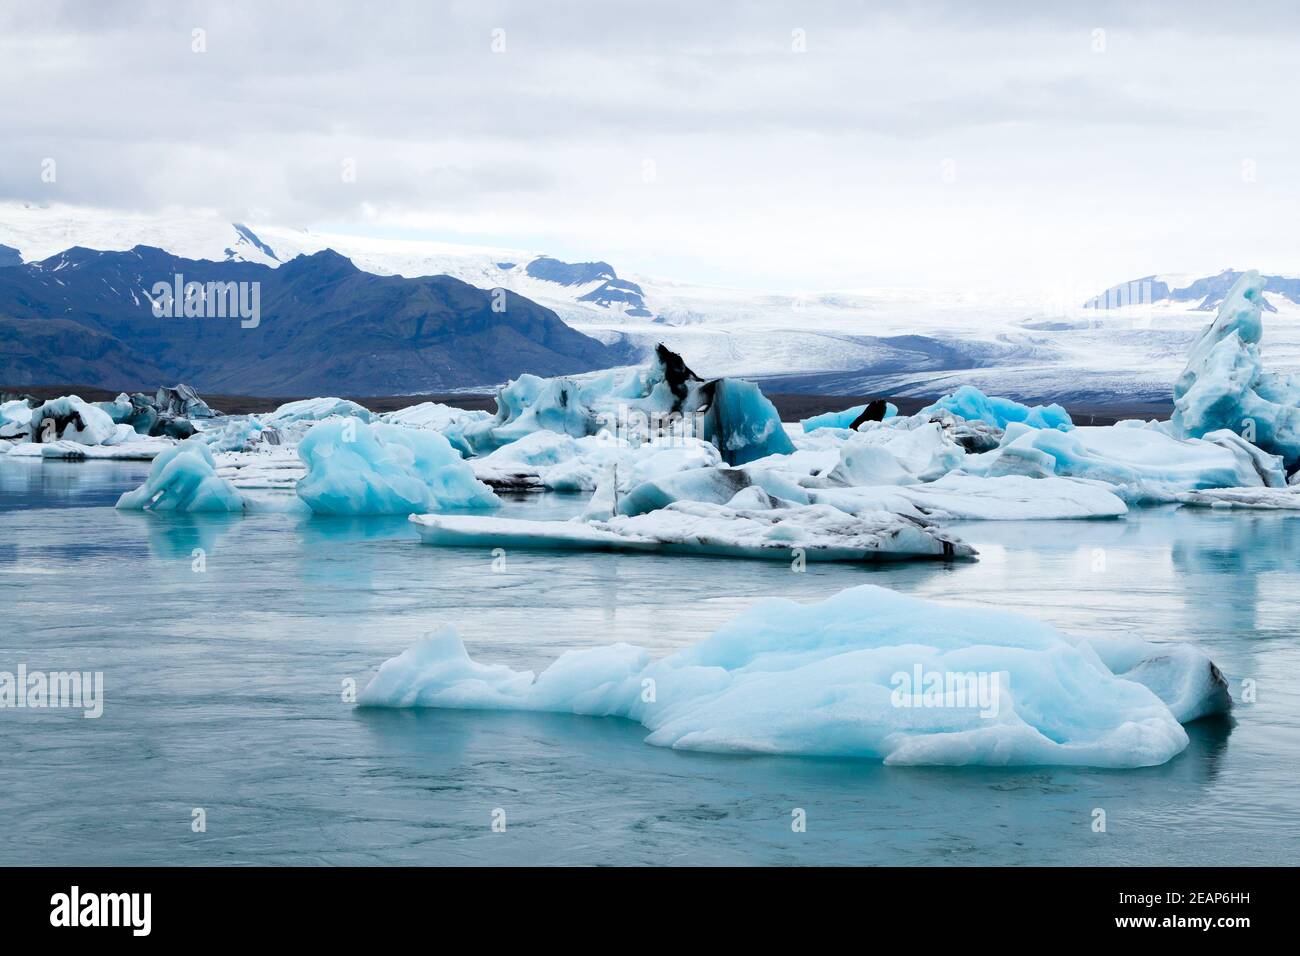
[358,584,1229,768]
[295,419,501,516]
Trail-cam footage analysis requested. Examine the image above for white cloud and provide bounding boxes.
[3,0,1299,293]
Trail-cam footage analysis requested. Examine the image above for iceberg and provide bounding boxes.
[461,344,794,466]
[411,498,973,561]
[617,465,809,516]
[28,395,118,445]
[922,385,1073,431]
[262,397,372,429]
[800,400,897,433]
[358,584,1229,768]
[1176,486,1300,510]
[968,421,1284,501]
[842,419,966,482]
[1170,269,1300,470]
[472,432,723,493]
[116,438,245,512]
[378,402,492,456]
[296,420,501,516]
[810,474,1128,521]
[0,399,34,440]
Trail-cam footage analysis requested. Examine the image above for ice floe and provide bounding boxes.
[358,584,1229,768]
[412,498,973,561]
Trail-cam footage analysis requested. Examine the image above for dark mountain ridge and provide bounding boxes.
[0,246,625,394]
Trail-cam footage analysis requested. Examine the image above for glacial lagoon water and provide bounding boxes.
[1,457,1297,866]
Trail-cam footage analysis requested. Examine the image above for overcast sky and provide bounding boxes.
[3,0,1299,295]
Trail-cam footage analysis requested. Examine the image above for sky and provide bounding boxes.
[3,0,1299,296]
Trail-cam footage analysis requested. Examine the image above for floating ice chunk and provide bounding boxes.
[1176,486,1300,510]
[411,501,972,561]
[612,460,815,517]
[6,437,173,460]
[460,345,793,465]
[970,423,1283,501]
[850,420,966,481]
[581,463,620,521]
[807,442,917,487]
[262,397,372,428]
[810,474,1127,520]
[1083,636,1231,723]
[800,401,897,433]
[472,433,723,493]
[922,385,1073,431]
[116,438,245,512]
[699,378,795,465]
[378,402,492,456]
[0,400,34,439]
[296,420,501,516]
[28,395,117,445]
[359,584,1228,768]
[1170,270,1300,469]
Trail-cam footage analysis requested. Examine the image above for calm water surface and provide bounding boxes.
[1,458,1296,865]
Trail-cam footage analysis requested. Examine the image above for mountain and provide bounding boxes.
[0,246,624,394]
[7,202,1300,407]
[1084,269,1300,313]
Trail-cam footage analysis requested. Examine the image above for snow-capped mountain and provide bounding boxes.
[1085,270,1300,313]
[5,201,1300,404]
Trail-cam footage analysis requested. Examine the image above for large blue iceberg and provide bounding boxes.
[296,420,501,515]
[922,385,1073,431]
[461,345,794,466]
[359,584,1229,768]
[1170,269,1300,470]
[116,438,245,512]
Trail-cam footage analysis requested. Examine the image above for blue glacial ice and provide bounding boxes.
[358,584,1229,768]
[1169,269,1300,469]
[922,385,1073,431]
[116,438,245,512]
[296,420,501,515]
[459,345,793,466]
[967,420,1284,501]
[800,401,898,432]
